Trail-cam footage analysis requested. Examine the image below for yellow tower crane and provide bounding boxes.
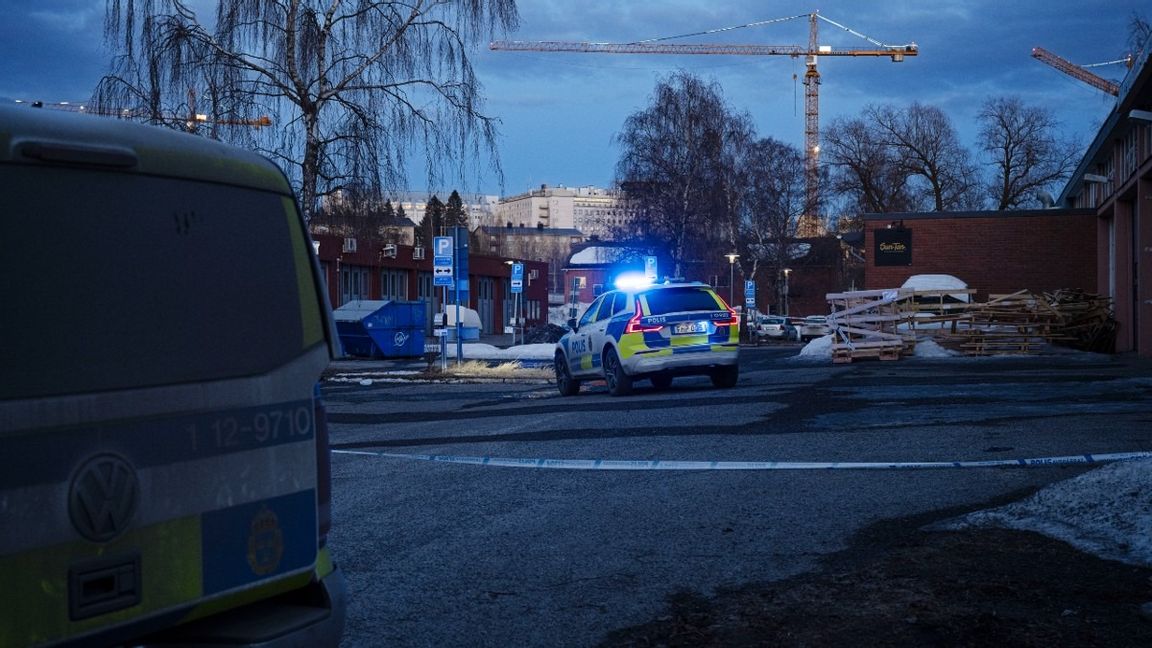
[491,12,918,236]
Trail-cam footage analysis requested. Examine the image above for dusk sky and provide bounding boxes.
[1,1,1146,197]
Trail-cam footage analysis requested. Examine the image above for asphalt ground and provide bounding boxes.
[322,345,1152,647]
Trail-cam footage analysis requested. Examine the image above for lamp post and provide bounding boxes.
[782,268,792,316]
[725,253,740,307]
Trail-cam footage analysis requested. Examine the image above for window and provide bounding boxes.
[578,296,604,327]
[340,266,370,303]
[642,287,723,315]
[610,292,628,316]
[381,269,408,300]
[596,293,618,322]
[3,166,317,398]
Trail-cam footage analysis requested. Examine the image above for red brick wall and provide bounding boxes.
[863,210,1097,300]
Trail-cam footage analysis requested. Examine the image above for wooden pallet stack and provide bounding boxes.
[903,288,977,335]
[1045,289,1116,352]
[823,287,1118,361]
[825,289,914,363]
[941,290,1058,355]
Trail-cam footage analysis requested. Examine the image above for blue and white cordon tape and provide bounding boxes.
[332,449,1152,470]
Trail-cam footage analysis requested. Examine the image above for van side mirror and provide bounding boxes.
[567,318,578,331]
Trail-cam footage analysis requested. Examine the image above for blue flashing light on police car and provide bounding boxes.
[613,272,654,291]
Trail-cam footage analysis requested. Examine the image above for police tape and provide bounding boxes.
[331,449,1152,470]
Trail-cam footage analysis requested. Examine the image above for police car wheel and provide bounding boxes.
[650,374,673,391]
[555,354,581,396]
[710,365,739,389]
[603,348,633,396]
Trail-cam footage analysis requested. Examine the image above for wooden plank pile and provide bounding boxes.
[822,287,1115,361]
[825,289,914,363]
[1045,289,1116,352]
[942,290,1055,355]
[937,290,1115,355]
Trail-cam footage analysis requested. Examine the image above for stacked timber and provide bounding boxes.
[823,287,1116,362]
[825,289,914,363]
[944,290,1058,355]
[1045,289,1116,353]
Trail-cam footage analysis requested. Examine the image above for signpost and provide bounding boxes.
[510,262,524,346]
[744,280,756,342]
[433,236,453,287]
[644,256,658,281]
[433,236,453,367]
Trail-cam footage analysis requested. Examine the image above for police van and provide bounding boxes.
[555,280,740,396]
[0,105,345,646]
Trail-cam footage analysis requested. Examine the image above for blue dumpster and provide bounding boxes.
[334,300,426,358]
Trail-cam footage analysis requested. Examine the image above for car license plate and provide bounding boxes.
[673,321,708,335]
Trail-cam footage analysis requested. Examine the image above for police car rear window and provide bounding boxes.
[642,287,722,315]
[1,164,317,400]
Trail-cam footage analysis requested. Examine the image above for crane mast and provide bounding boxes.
[490,12,917,237]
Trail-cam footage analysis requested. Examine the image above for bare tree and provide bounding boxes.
[978,96,1080,210]
[1128,11,1151,57]
[95,0,518,218]
[824,116,919,213]
[736,137,806,300]
[613,72,748,277]
[867,102,983,211]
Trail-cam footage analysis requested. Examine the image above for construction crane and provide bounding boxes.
[16,90,273,133]
[491,12,918,236]
[1030,47,1128,96]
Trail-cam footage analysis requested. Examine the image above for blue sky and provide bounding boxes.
[1,1,1145,196]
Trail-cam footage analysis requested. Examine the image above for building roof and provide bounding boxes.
[1058,45,1152,206]
[381,217,419,228]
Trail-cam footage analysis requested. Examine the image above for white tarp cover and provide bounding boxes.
[900,274,971,302]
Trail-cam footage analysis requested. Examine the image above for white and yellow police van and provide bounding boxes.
[555,279,740,396]
[0,105,345,647]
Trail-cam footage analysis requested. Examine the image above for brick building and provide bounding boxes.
[1057,45,1152,357]
[863,209,1098,301]
[311,232,548,337]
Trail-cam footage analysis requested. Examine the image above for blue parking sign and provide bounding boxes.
[434,236,453,259]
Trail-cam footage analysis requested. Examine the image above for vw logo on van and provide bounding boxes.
[69,454,140,542]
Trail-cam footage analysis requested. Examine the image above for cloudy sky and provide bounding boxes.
[1,1,1146,196]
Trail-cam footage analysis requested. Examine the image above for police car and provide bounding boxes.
[555,280,740,396]
[1,105,344,647]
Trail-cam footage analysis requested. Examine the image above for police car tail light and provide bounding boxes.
[719,308,739,328]
[625,302,663,334]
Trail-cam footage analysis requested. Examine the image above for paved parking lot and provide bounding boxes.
[323,347,1152,647]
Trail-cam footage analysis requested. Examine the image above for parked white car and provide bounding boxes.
[798,315,832,341]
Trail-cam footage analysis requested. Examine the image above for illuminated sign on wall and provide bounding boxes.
[874,227,912,266]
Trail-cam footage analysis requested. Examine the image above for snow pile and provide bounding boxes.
[797,334,834,358]
[936,459,1152,567]
[458,343,555,361]
[912,338,959,358]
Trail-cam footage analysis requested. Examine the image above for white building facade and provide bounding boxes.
[495,184,634,239]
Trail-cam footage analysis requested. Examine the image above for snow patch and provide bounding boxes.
[936,459,1152,567]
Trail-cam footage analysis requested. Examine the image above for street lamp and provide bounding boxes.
[782,268,792,316]
[725,253,739,306]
